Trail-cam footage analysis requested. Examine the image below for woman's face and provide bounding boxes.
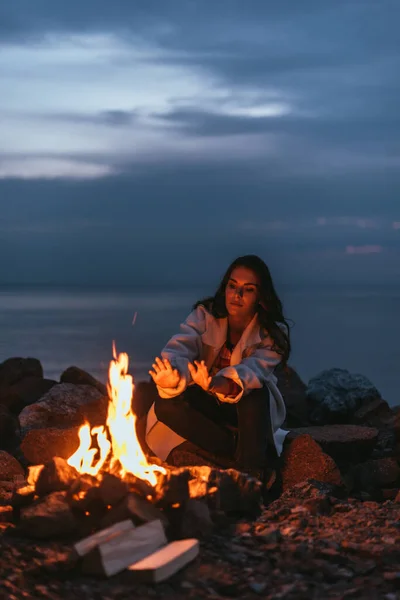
[225,266,260,321]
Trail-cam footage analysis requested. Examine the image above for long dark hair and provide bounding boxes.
[194,255,292,366]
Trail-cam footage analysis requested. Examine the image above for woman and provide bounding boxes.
[144,255,291,486]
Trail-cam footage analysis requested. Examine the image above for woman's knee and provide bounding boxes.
[154,396,181,427]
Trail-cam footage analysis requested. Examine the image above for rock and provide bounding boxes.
[154,469,190,508]
[0,451,24,481]
[352,397,395,429]
[12,484,36,509]
[0,481,15,506]
[60,366,107,396]
[349,458,400,492]
[180,499,213,539]
[275,364,310,427]
[281,434,344,492]
[381,488,399,501]
[20,426,81,465]
[0,377,57,415]
[98,473,129,507]
[278,479,345,502]
[307,368,381,424]
[0,405,20,451]
[19,491,77,539]
[393,412,400,442]
[291,425,379,464]
[18,383,108,434]
[373,429,397,455]
[35,457,79,496]
[0,357,43,388]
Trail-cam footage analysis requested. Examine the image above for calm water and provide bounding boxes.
[0,284,399,406]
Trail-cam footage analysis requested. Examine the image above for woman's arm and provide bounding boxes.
[212,336,282,404]
[156,306,207,398]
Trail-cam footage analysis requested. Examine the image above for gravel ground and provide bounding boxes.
[1,484,400,600]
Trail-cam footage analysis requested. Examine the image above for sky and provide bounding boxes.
[1,0,399,288]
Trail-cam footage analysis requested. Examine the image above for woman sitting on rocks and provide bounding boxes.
[141,254,291,493]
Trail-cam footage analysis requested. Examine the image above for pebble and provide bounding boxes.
[248,581,267,594]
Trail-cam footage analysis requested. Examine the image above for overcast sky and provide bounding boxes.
[1,1,399,288]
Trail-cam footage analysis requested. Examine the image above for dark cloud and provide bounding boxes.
[1,1,399,286]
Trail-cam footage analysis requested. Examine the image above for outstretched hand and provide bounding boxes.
[188,360,212,391]
[149,357,180,389]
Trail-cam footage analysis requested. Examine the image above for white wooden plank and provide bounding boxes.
[74,519,134,557]
[128,538,199,583]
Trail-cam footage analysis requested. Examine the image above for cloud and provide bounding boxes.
[0,1,400,285]
[0,158,116,179]
[345,245,383,254]
[1,2,399,183]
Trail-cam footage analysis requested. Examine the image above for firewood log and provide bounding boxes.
[73,519,134,557]
[127,538,199,583]
[81,519,167,577]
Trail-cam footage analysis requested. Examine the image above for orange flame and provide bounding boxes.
[67,347,165,486]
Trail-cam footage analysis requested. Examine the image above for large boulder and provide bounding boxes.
[347,458,400,493]
[307,368,381,424]
[60,366,107,396]
[0,377,56,415]
[0,451,24,481]
[352,397,394,429]
[20,426,81,465]
[281,434,343,492]
[291,425,379,464]
[0,405,20,451]
[0,357,43,388]
[18,383,108,434]
[0,481,15,506]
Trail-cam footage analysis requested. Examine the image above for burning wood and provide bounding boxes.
[100,492,168,530]
[7,348,263,582]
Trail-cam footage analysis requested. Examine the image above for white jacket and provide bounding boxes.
[145,305,289,461]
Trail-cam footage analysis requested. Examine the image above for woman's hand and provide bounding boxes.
[149,357,180,389]
[209,375,241,397]
[188,360,212,391]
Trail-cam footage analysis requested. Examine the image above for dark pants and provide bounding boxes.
[151,384,278,472]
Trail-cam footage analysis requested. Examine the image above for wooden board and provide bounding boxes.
[74,519,134,557]
[128,538,199,583]
[82,519,167,577]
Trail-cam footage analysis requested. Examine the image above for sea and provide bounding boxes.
[0,284,399,406]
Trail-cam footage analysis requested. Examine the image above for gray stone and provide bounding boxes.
[0,405,20,451]
[307,368,381,424]
[18,383,108,434]
[0,377,56,415]
[0,357,43,387]
[291,425,379,464]
[60,366,107,396]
